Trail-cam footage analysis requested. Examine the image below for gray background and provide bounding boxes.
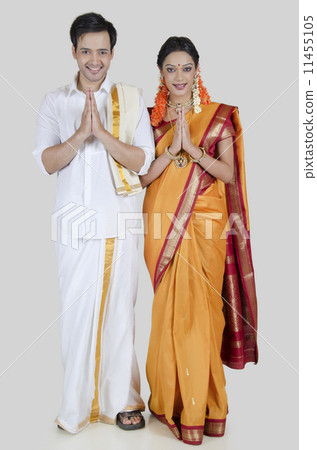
[0,0,298,449]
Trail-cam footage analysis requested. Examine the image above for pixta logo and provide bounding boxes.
[51,203,97,249]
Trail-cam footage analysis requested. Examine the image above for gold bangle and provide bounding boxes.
[165,146,177,160]
[190,147,207,163]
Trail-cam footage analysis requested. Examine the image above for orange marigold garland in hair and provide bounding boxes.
[150,77,169,126]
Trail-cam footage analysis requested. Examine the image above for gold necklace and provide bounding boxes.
[167,98,193,111]
[167,108,193,169]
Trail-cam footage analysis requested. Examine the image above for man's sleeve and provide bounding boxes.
[131,95,155,176]
[32,93,61,175]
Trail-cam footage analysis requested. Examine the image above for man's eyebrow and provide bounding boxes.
[79,47,109,51]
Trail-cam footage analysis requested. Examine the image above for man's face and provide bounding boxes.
[72,31,114,88]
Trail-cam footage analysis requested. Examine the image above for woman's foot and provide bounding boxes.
[116,410,145,430]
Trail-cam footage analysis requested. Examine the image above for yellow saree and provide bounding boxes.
[143,103,258,445]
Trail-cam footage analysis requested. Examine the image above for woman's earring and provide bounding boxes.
[192,73,201,113]
[160,75,169,96]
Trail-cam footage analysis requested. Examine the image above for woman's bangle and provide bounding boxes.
[165,146,178,160]
[190,147,207,163]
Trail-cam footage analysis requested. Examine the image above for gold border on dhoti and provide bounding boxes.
[90,238,115,422]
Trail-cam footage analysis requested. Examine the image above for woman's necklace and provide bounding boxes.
[167,98,193,110]
[167,106,193,169]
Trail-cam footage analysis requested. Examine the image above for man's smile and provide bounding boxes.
[86,66,103,74]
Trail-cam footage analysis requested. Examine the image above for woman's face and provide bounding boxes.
[161,51,197,103]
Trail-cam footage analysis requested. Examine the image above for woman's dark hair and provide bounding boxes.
[157,36,199,69]
[70,12,117,51]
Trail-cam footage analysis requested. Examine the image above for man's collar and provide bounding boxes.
[67,72,112,96]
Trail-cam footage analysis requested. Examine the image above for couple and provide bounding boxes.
[33,12,258,446]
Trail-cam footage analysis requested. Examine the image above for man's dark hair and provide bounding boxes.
[70,12,117,51]
[157,36,199,69]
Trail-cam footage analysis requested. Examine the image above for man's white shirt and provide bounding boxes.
[33,75,155,240]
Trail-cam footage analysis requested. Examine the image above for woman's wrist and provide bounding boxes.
[188,145,203,159]
[168,145,180,156]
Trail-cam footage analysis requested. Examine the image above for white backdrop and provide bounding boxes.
[0,1,298,449]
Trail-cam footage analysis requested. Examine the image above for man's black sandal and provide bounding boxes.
[116,410,145,430]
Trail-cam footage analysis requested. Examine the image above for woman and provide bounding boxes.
[141,36,258,446]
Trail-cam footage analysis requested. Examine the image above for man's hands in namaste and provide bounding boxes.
[78,88,105,140]
[168,107,194,156]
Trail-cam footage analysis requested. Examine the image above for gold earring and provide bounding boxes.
[159,75,169,95]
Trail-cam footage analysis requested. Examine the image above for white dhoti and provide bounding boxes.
[54,233,144,434]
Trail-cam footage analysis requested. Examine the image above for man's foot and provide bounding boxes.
[116,410,145,430]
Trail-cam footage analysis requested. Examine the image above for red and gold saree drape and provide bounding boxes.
[143,103,258,445]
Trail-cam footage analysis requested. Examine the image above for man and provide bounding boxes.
[33,12,155,434]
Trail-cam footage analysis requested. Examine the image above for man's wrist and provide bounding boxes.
[94,127,109,145]
[75,128,89,142]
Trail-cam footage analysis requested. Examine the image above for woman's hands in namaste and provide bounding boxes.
[168,107,197,157]
[168,108,182,156]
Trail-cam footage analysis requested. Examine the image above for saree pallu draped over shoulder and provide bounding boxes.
[143,103,258,445]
